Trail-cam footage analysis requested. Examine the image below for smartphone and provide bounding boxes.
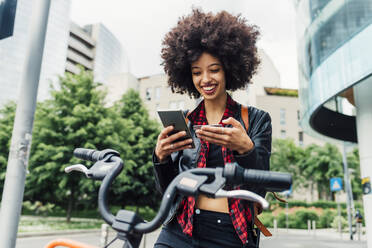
[157,110,195,148]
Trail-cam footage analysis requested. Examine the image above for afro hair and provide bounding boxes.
[161,8,261,98]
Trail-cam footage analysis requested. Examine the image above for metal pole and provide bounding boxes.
[285,201,289,232]
[0,1,51,247]
[142,234,146,248]
[337,192,342,238]
[342,142,354,240]
[100,224,109,247]
[312,220,316,237]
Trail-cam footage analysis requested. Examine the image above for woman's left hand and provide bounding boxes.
[195,117,254,154]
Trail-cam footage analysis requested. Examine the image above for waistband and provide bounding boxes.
[194,208,231,221]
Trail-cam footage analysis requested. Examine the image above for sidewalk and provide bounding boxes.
[267,228,367,241]
[19,226,367,240]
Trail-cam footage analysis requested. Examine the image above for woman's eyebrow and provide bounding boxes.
[191,63,221,69]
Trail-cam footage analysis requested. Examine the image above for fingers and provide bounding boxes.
[222,117,243,129]
[197,126,232,138]
[165,138,193,151]
[158,125,175,140]
[196,128,230,146]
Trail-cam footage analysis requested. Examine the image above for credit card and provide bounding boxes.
[193,124,223,130]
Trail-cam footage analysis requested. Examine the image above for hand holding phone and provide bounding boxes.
[155,110,195,162]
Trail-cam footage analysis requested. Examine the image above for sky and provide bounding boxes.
[70,0,299,89]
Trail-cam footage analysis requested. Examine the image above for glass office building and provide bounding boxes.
[295,0,372,141]
[84,23,129,85]
[294,0,372,245]
[0,0,71,107]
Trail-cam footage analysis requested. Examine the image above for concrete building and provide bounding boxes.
[294,0,372,244]
[0,0,71,106]
[66,22,137,105]
[254,87,323,147]
[66,22,95,75]
[0,1,132,107]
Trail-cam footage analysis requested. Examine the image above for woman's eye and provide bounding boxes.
[192,72,201,76]
[211,69,220,73]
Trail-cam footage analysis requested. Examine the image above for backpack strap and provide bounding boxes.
[240,105,273,237]
[241,105,249,131]
[183,110,190,125]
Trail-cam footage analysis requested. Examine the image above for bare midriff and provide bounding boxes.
[196,194,229,213]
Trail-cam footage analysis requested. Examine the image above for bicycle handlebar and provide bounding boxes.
[223,164,292,192]
[73,148,119,162]
[66,148,292,237]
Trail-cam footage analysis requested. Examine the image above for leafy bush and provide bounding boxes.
[259,212,274,228]
[319,209,337,228]
[125,205,157,221]
[331,216,348,230]
[290,209,318,229]
[288,200,309,208]
[311,200,337,209]
[276,212,288,228]
[22,201,63,216]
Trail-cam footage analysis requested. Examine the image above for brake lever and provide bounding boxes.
[64,164,92,178]
[214,189,269,210]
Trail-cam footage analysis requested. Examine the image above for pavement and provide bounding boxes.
[16,227,367,248]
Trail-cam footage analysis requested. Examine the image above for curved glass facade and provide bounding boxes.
[295,0,372,142]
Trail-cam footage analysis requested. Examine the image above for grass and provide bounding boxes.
[18,216,103,233]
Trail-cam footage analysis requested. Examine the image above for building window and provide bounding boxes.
[155,87,161,100]
[299,131,304,146]
[169,101,177,109]
[145,88,152,101]
[280,108,286,125]
[280,130,286,139]
[297,110,301,124]
[179,101,185,110]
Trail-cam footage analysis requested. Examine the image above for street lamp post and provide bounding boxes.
[0,1,51,247]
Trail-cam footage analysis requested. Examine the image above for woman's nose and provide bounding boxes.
[201,72,211,83]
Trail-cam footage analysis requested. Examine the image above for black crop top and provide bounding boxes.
[207,143,224,168]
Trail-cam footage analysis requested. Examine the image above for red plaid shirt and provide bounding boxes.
[177,95,252,244]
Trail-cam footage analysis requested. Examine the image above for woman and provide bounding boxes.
[153,8,272,248]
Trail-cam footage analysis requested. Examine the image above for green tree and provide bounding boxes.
[0,102,16,195]
[299,143,343,200]
[270,139,305,190]
[347,148,362,200]
[25,70,123,221]
[112,89,161,208]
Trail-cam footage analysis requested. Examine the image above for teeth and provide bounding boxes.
[203,86,215,91]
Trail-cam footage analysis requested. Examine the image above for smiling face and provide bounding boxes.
[191,52,227,101]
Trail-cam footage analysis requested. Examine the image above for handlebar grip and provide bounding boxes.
[243,169,292,192]
[73,148,101,162]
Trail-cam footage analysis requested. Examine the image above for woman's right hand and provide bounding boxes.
[155,126,193,163]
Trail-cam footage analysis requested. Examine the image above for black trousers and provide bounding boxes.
[154,209,257,248]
